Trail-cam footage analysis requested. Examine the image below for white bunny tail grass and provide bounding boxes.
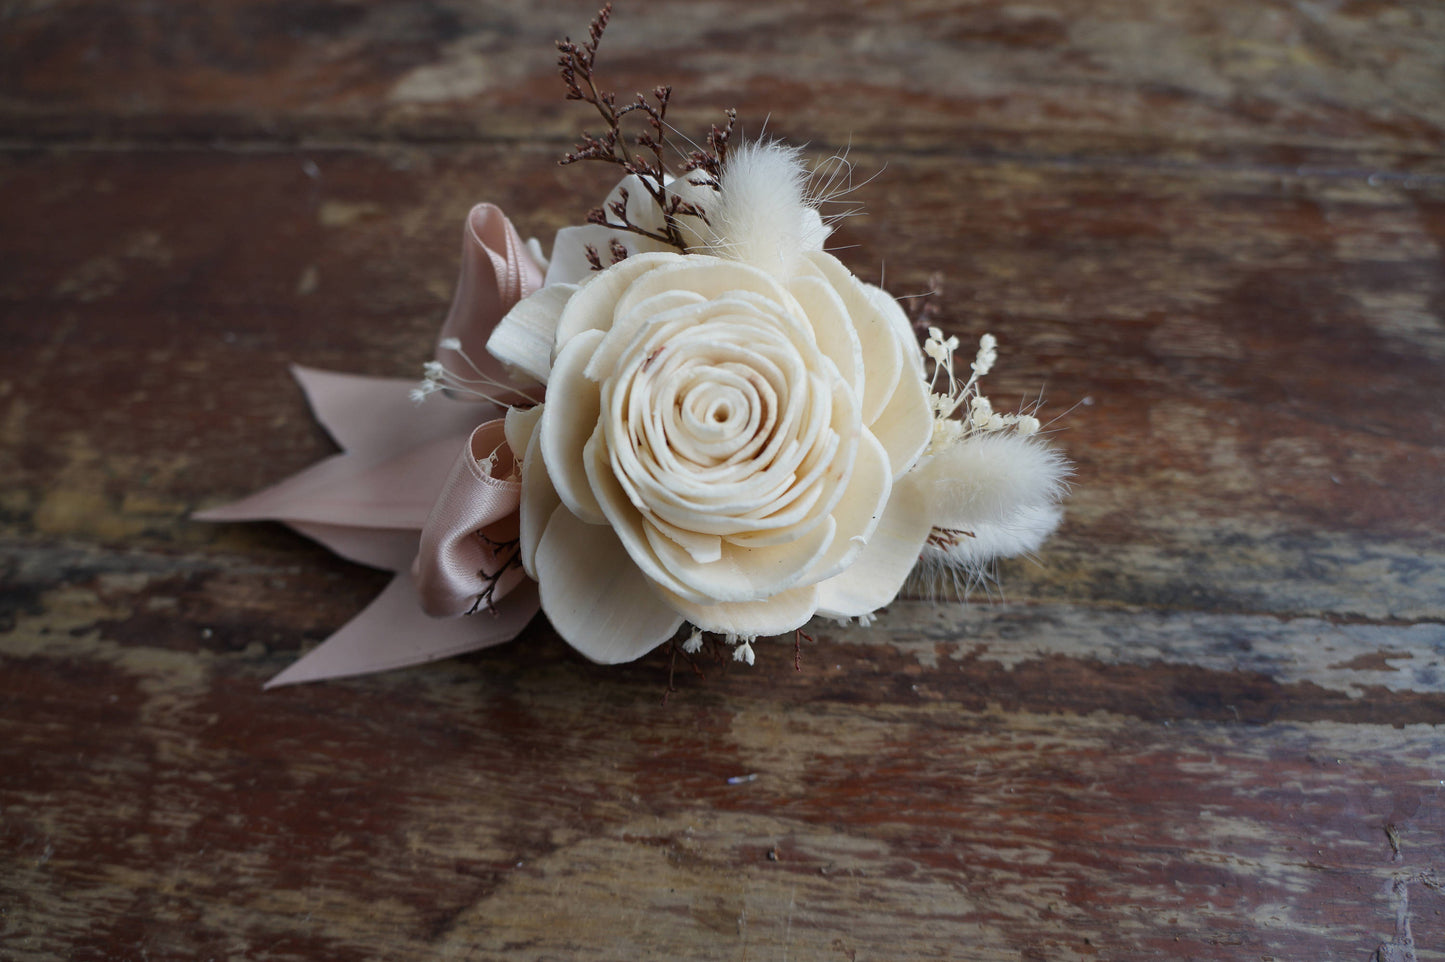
[705,141,830,277]
[915,432,1072,531]
[910,504,1064,602]
[907,432,1072,602]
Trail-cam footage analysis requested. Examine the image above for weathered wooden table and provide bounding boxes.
[4,2,1443,959]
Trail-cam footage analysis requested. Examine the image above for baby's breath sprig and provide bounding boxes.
[556,4,733,252]
[411,338,541,407]
[465,532,523,616]
[673,626,758,665]
[660,623,790,702]
[922,329,1040,455]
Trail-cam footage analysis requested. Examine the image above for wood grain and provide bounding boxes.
[5,0,1444,167]
[2,1,1443,960]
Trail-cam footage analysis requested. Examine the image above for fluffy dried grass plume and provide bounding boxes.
[910,431,1073,600]
[917,432,1072,531]
[688,141,832,278]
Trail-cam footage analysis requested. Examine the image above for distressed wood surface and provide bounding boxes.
[2,2,1443,960]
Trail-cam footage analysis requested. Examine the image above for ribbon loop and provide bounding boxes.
[413,421,529,618]
[435,204,548,401]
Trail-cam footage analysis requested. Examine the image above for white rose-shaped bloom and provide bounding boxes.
[492,249,935,663]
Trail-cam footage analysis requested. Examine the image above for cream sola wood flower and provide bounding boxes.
[486,143,1070,663]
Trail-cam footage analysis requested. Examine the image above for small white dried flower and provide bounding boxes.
[923,326,960,368]
[478,447,501,478]
[732,639,756,666]
[682,628,703,654]
[410,341,541,408]
[971,333,997,377]
[970,396,993,428]
[929,416,964,452]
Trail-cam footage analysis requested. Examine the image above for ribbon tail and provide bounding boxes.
[264,571,540,689]
[291,366,496,457]
[203,203,548,687]
[285,523,420,573]
[194,432,475,534]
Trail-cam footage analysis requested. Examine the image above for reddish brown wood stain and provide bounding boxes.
[3,2,1443,960]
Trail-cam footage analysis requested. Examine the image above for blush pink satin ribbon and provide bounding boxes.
[435,204,547,400]
[413,420,529,618]
[195,205,547,687]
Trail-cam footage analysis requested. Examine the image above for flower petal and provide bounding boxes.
[866,356,932,479]
[582,429,715,604]
[656,583,820,638]
[539,328,607,524]
[863,282,926,379]
[815,473,932,619]
[486,283,576,385]
[799,428,892,585]
[607,173,675,234]
[544,224,674,286]
[503,404,544,471]
[585,256,804,380]
[802,251,902,425]
[644,514,835,604]
[790,274,863,403]
[544,178,676,284]
[535,505,685,664]
[517,405,559,581]
[552,252,679,352]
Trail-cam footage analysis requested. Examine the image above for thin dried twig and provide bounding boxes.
[556,5,733,255]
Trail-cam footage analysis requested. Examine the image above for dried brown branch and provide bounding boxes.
[682,108,738,190]
[925,527,976,551]
[910,271,947,341]
[466,533,523,616]
[556,5,735,251]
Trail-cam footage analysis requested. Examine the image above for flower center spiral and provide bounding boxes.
[600,293,849,544]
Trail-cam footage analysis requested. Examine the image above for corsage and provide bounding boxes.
[198,6,1071,686]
